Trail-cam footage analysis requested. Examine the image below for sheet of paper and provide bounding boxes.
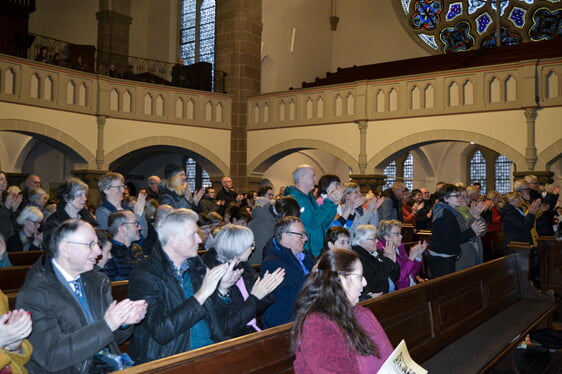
[377,339,427,374]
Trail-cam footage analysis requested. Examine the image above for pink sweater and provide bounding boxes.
[294,305,393,374]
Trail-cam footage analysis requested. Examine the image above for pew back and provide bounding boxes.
[0,265,32,291]
[7,250,44,266]
[538,236,562,292]
[119,252,551,374]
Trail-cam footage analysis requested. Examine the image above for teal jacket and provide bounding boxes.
[284,186,337,256]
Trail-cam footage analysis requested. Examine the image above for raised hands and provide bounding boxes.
[0,309,33,351]
[5,192,23,212]
[194,262,230,305]
[408,240,427,261]
[471,220,486,236]
[218,260,244,296]
[133,191,147,217]
[104,298,148,331]
[383,240,397,262]
[470,201,485,219]
[250,268,285,300]
[193,188,205,206]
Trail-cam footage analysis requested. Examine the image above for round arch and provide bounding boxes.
[0,119,95,168]
[104,136,229,177]
[368,129,526,172]
[248,139,359,175]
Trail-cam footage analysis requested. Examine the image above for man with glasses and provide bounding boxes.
[102,210,146,281]
[261,216,313,328]
[17,219,147,373]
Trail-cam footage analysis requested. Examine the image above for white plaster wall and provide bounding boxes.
[0,133,32,171]
[29,0,98,46]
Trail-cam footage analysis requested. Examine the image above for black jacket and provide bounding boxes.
[352,245,399,297]
[16,254,131,374]
[42,204,98,248]
[128,243,228,364]
[501,204,535,248]
[202,248,274,338]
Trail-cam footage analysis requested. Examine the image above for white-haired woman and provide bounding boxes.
[202,224,285,338]
[7,206,44,252]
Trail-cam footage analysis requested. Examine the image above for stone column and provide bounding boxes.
[524,107,538,171]
[96,0,132,72]
[96,115,106,170]
[215,0,262,191]
[357,120,368,174]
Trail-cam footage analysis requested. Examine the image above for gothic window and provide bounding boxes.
[403,153,414,190]
[383,161,397,190]
[179,0,216,68]
[185,157,212,190]
[495,155,513,193]
[395,1,560,54]
[469,149,487,193]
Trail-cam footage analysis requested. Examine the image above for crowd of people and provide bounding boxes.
[0,165,560,373]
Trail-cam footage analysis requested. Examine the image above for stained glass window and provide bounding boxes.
[495,155,512,193]
[384,161,397,190]
[179,0,216,75]
[185,157,212,190]
[469,150,487,193]
[395,0,561,54]
[403,153,414,190]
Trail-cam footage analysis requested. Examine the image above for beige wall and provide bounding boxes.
[29,0,98,45]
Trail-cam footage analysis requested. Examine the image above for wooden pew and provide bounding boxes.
[7,250,43,266]
[537,236,562,293]
[481,230,504,261]
[117,251,554,374]
[0,265,32,291]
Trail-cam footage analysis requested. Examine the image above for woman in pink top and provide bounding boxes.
[292,249,394,373]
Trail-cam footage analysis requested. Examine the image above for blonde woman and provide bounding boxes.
[158,163,204,211]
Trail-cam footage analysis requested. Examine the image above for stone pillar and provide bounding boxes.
[350,174,387,193]
[71,170,108,207]
[96,115,106,170]
[215,0,262,191]
[524,108,538,171]
[357,120,368,174]
[96,0,132,72]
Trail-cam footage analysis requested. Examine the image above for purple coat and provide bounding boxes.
[376,239,423,289]
[294,305,393,374]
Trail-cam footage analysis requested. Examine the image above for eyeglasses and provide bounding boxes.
[364,238,376,241]
[389,232,402,236]
[448,194,461,198]
[249,242,256,250]
[26,220,41,225]
[109,185,125,190]
[287,231,309,239]
[342,272,364,279]
[122,221,140,227]
[67,241,100,250]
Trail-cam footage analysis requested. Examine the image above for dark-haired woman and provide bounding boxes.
[292,249,393,373]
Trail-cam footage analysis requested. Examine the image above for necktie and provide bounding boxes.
[69,279,83,298]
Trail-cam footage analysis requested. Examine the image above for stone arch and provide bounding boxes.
[104,136,228,177]
[368,129,525,173]
[248,139,359,175]
[0,119,95,168]
[539,138,562,169]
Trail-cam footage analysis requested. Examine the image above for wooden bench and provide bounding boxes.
[6,250,43,266]
[118,250,555,374]
[537,236,562,293]
[0,265,32,291]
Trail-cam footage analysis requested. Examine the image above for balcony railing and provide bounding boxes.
[27,33,227,93]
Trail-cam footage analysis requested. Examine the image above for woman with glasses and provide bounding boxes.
[292,249,393,373]
[202,224,284,339]
[350,225,399,298]
[376,220,426,289]
[427,184,486,278]
[7,206,44,252]
[96,172,148,238]
[42,177,98,246]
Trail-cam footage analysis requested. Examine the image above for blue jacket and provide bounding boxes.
[284,186,337,256]
[261,239,313,328]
